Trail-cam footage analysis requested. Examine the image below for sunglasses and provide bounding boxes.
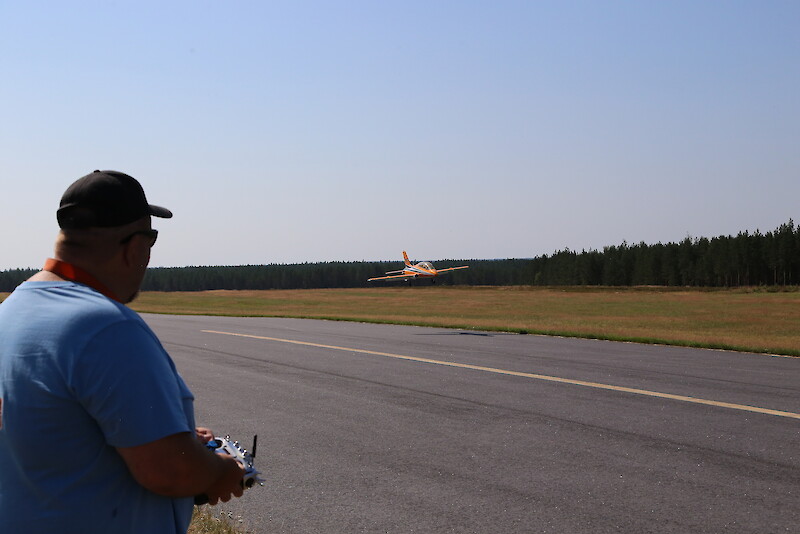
[120,229,159,247]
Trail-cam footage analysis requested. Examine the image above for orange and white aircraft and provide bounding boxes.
[368,251,469,282]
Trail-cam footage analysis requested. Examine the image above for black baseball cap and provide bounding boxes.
[57,170,173,229]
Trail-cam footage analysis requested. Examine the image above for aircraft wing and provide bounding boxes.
[367,273,418,282]
[435,266,469,274]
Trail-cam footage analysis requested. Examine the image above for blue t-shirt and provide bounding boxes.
[0,281,196,534]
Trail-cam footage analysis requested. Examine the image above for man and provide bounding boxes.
[0,171,244,533]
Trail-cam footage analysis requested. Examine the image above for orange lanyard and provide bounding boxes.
[42,258,121,303]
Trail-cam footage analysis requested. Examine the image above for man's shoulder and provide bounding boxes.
[1,281,145,339]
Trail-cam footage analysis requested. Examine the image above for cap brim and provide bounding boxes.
[149,205,173,219]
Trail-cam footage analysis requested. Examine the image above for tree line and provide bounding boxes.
[530,220,799,287]
[1,220,797,292]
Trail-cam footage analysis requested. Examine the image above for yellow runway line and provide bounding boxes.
[202,330,800,420]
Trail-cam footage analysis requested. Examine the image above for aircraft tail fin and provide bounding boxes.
[403,251,411,266]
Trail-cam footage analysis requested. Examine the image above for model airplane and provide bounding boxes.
[368,251,469,282]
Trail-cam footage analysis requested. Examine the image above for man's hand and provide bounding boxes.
[195,427,215,444]
[203,454,246,505]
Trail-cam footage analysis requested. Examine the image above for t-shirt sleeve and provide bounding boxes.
[70,319,194,448]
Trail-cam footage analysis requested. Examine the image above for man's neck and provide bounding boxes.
[40,258,122,303]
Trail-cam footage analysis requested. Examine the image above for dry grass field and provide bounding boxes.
[124,286,800,356]
[188,506,251,534]
[3,286,798,356]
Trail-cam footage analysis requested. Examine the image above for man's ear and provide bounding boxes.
[120,236,145,268]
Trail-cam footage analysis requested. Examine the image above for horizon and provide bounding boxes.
[2,217,794,272]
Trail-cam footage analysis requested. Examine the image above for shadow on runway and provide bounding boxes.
[416,331,496,337]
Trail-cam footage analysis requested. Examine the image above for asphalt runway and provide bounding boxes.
[143,314,800,534]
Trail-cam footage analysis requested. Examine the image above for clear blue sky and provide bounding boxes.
[2,1,798,269]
